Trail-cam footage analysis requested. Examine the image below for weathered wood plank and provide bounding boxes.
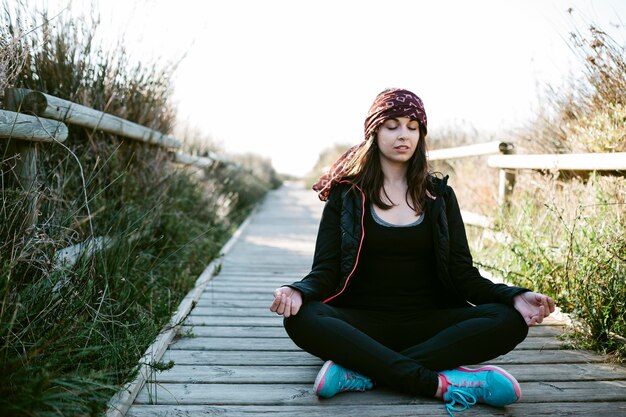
[429,141,511,161]
[206,281,296,289]
[127,403,626,417]
[182,317,566,347]
[0,108,68,142]
[11,88,181,148]
[217,271,309,277]
[203,283,278,290]
[185,316,282,327]
[162,347,322,366]
[149,363,626,384]
[198,293,274,302]
[134,381,626,405]
[170,336,562,351]
[179,324,562,338]
[189,300,277,308]
[162,349,605,366]
[488,152,626,171]
[185,306,276,317]
[179,325,285,338]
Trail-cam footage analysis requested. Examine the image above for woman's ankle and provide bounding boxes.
[434,374,445,399]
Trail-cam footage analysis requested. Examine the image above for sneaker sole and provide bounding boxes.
[313,360,335,397]
[457,365,522,400]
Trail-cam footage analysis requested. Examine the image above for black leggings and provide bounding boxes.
[284,301,529,397]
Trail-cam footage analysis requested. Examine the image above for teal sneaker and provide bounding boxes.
[439,365,521,415]
[313,360,374,398]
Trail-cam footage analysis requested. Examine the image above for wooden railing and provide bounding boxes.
[0,87,242,268]
[428,141,513,228]
[428,140,626,227]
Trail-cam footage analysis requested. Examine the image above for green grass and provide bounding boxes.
[476,174,625,359]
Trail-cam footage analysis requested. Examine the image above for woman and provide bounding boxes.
[269,88,555,415]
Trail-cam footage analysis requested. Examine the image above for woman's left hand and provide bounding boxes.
[513,292,556,326]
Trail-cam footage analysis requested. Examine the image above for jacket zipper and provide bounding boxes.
[322,180,366,304]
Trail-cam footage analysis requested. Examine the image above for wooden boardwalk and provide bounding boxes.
[127,182,626,416]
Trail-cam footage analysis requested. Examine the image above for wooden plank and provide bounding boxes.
[179,325,286,338]
[53,236,114,269]
[187,300,276,309]
[207,278,298,285]
[127,403,626,417]
[203,284,295,291]
[170,337,299,351]
[134,381,626,405]
[10,88,181,148]
[162,349,605,366]
[169,336,561,351]
[184,316,569,333]
[178,324,562,338]
[216,271,310,277]
[428,141,511,161]
[198,292,277,301]
[0,108,68,142]
[149,363,626,384]
[488,152,626,171]
[202,276,280,284]
[172,151,231,169]
[187,307,282,316]
[163,350,321,366]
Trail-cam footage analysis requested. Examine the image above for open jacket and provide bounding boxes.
[288,176,528,307]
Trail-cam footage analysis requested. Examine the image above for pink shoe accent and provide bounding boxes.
[314,360,334,395]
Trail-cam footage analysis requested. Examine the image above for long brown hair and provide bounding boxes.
[343,123,431,213]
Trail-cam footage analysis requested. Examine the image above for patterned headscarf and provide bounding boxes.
[312,88,427,201]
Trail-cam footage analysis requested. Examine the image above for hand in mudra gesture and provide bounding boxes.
[513,291,556,326]
[269,287,303,317]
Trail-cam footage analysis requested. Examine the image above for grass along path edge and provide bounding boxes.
[105,209,257,417]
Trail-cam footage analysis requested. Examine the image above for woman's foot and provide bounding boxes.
[438,365,521,414]
[314,360,374,398]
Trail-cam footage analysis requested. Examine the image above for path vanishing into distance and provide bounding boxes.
[125,182,626,416]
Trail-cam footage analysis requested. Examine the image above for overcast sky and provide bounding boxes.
[52,0,626,176]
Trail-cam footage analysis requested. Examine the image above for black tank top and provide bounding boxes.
[333,201,445,311]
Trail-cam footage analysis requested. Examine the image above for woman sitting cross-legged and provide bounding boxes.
[269,88,555,416]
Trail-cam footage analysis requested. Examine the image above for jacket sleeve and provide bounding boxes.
[285,188,342,302]
[444,186,528,305]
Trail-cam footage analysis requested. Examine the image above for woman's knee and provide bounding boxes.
[283,301,325,338]
[492,304,529,345]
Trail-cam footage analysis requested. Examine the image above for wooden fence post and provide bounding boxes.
[498,142,516,207]
[5,88,39,227]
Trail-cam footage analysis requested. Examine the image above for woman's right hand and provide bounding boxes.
[269,287,303,318]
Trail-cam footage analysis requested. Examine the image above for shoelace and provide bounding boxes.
[340,371,371,392]
[445,388,477,417]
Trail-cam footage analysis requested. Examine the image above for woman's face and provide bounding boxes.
[376,116,420,165]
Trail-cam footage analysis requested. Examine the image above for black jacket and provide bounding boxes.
[288,176,528,307]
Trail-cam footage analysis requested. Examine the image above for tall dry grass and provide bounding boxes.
[475,23,625,359]
[0,2,280,416]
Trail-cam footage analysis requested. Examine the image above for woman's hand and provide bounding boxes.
[513,291,556,326]
[269,287,303,318]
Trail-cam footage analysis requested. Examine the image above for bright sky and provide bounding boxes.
[57,0,626,176]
